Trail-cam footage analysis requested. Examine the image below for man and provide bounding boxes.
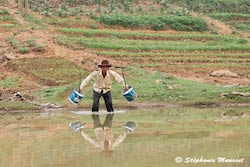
[80,114,128,152]
[79,60,126,112]
[69,115,136,156]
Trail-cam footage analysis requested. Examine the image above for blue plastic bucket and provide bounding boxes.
[123,87,137,102]
[124,121,136,132]
[68,90,84,105]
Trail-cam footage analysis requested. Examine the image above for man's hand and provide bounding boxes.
[124,85,129,91]
[78,89,82,94]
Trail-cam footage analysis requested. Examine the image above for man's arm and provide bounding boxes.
[79,71,98,92]
[110,70,126,87]
[111,131,127,149]
[80,131,101,149]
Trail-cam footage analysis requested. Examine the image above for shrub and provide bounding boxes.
[0,9,9,15]
[97,13,207,31]
[172,0,250,14]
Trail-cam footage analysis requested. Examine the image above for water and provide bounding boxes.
[0,107,249,167]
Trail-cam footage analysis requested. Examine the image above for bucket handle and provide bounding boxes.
[115,66,127,90]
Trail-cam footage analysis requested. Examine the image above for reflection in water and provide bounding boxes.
[0,107,249,167]
[70,114,136,155]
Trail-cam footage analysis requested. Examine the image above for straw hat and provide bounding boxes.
[98,60,112,67]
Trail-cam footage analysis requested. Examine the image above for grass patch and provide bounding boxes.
[0,15,14,21]
[71,36,249,51]
[97,13,207,31]
[174,0,249,14]
[116,67,250,104]
[8,36,45,53]
[96,50,250,60]
[57,35,82,49]
[233,22,250,32]
[209,13,250,21]
[0,9,9,15]
[55,28,249,51]
[34,85,69,105]
[42,16,94,27]
[0,77,19,88]
[9,58,87,86]
[58,67,250,106]
[0,23,18,29]
[23,14,45,29]
[209,13,250,32]
[24,14,42,24]
[57,27,220,40]
[0,100,40,111]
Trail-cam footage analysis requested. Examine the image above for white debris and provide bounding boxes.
[210,69,239,78]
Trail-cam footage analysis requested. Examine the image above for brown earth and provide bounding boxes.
[0,1,250,97]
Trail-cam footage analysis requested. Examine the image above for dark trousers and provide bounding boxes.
[92,114,113,129]
[92,90,114,112]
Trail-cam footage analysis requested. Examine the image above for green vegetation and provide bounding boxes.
[209,13,250,32]
[0,77,19,88]
[115,67,250,104]
[0,15,14,21]
[0,0,6,5]
[0,9,18,29]
[0,100,40,111]
[23,14,47,29]
[234,22,250,32]
[21,0,250,32]
[24,14,42,24]
[209,13,250,21]
[172,0,249,14]
[33,86,69,105]
[26,0,205,31]
[54,27,250,85]
[98,13,207,31]
[96,50,250,58]
[9,58,87,86]
[8,36,45,53]
[0,9,9,15]
[57,27,218,39]
[57,34,249,51]
[1,1,249,109]
[0,23,18,29]
[33,66,250,106]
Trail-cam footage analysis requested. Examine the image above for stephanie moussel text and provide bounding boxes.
[175,157,244,164]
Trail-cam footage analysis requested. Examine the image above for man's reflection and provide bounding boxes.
[69,114,135,153]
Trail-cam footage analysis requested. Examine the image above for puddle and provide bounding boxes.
[0,107,249,167]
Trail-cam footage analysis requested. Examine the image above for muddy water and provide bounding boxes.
[0,107,249,167]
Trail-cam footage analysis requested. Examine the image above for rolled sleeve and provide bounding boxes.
[110,70,125,86]
[80,71,98,90]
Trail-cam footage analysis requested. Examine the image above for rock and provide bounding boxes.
[1,55,10,62]
[14,91,25,100]
[1,51,18,62]
[220,93,229,98]
[166,85,173,90]
[231,91,250,97]
[210,69,239,78]
[41,103,63,109]
[81,58,88,64]
[241,112,250,118]
[220,91,250,97]
[15,91,22,97]
[155,79,163,84]
[0,92,4,101]
[223,84,239,88]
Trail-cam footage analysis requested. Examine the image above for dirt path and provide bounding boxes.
[191,12,233,35]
